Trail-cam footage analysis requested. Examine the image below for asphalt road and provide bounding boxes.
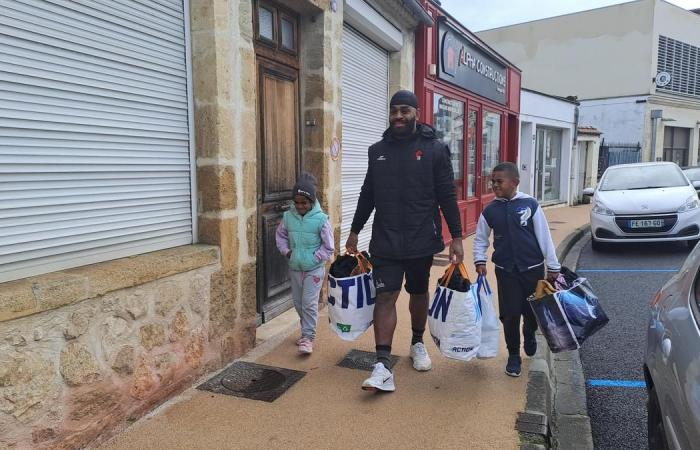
[576,240,690,450]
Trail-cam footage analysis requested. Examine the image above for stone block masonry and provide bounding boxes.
[0,259,219,449]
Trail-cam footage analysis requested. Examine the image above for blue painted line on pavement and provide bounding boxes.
[587,379,646,388]
[577,269,678,273]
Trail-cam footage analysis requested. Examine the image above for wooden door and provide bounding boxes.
[256,59,300,322]
[254,0,300,323]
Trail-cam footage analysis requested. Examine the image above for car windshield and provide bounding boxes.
[683,168,700,182]
[599,165,688,191]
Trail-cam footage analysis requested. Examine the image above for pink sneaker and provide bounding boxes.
[298,338,313,354]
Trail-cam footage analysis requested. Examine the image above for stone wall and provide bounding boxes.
[0,255,219,449]
[190,0,259,364]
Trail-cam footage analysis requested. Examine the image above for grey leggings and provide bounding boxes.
[290,266,325,340]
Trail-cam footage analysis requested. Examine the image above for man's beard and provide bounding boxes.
[390,117,416,138]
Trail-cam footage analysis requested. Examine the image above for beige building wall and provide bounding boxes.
[0,0,423,448]
[477,0,656,99]
[651,0,700,91]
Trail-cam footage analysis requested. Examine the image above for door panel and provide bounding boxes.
[257,59,299,322]
[261,68,298,201]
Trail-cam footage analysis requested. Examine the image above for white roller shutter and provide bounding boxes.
[341,25,388,252]
[0,0,195,283]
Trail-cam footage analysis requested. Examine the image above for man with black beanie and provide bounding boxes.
[346,89,463,392]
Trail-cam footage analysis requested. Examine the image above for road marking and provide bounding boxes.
[587,379,646,388]
[577,269,678,273]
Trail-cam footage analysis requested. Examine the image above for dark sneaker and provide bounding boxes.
[505,355,522,377]
[524,336,537,357]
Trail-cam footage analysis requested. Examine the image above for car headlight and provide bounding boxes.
[592,202,615,216]
[677,195,700,213]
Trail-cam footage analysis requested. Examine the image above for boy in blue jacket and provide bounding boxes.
[473,162,560,377]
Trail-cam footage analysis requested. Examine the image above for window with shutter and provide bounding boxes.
[0,0,195,283]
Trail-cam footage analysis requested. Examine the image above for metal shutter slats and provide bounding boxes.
[41,0,185,40]
[0,235,192,283]
[6,1,184,54]
[341,25,388,251]
[3,4,184,59]
[1,82,188,116]
[0,0,193,283]
[0,21,185,72]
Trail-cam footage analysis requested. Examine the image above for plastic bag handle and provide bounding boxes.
[355,252,373,273]
[441,262,470,286]
[476,274,492,295]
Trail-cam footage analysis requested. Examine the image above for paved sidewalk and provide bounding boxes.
[101,205,591,450]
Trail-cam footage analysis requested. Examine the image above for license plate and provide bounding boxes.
[629,219,664,228]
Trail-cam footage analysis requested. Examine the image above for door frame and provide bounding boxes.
[534,125,564,204]
[253,35,304,325]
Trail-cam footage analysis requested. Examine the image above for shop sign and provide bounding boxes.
[438,22,507,105]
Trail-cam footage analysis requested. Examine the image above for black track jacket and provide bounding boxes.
[350,124,463,259]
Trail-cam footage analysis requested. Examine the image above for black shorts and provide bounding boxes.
[371,255,434,295]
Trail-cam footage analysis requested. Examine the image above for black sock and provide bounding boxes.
[411,328,424,345]
[376,345,392,371]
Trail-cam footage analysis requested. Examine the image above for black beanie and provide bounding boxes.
[390,90,419,109]
[293,172,317,203]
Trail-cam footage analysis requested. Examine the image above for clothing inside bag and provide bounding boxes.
[438,263,471,292]
[329,252,371,278]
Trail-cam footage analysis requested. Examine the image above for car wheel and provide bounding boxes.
[591,237,606,252]
[648,386,669,450]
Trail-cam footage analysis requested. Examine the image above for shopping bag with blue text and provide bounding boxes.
[428,263,482,362]
[327,253,375,341]
[473,275,500,359]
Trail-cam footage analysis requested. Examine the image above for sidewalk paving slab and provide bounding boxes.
[100,205,591,450]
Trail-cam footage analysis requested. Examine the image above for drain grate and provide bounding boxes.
[337,349,400,371]
[197,361,305,402]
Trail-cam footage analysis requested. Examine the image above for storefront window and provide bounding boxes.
[482,112,501,194]
[434,94,465,200]
[467,110,477,197]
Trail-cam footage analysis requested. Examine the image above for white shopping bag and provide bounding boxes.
[473,275,500,359]
[428,264,482,362]
[327,255,376,341]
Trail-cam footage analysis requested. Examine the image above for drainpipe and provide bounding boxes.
[571,105,580,205]
[651,109,663,161]
[403,0,434,27]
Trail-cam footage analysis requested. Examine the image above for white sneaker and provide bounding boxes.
[410,342,432,371]
[361,363,396,392]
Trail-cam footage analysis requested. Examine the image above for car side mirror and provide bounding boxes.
[582,187,595,197]
[692,181,700,189]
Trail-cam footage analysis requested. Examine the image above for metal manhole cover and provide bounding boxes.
[198,361,305,402]
[220,367,287,393]
[337,349,400,371]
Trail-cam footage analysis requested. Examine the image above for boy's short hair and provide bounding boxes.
[492,162,520,179]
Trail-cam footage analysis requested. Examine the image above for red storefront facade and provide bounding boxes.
[416,1,521,236]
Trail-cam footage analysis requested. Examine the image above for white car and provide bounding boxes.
[584,162,700,251]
